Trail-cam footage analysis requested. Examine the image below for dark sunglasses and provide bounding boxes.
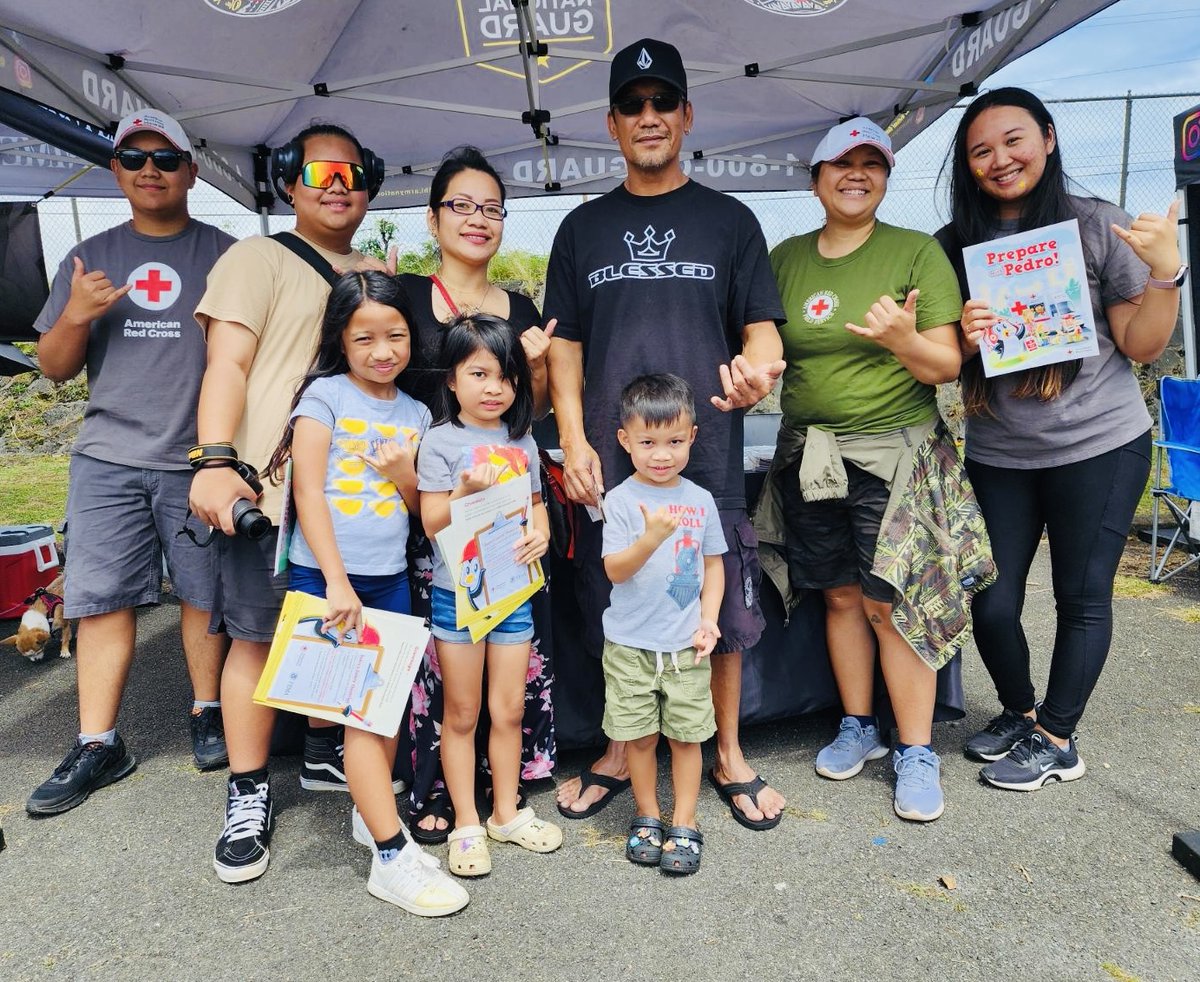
[300,160,367,191]
[611,92,683,117]
[113,148,190,172]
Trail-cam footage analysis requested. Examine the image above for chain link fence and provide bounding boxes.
[25,91,1200,282]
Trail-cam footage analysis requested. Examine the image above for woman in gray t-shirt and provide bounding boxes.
[935,87,1183,792]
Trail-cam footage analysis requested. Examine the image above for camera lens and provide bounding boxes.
[231,498,271,540]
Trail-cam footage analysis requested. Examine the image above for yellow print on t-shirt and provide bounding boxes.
[331,418,421,518]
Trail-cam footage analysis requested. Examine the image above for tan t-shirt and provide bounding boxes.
[195,232,363,521]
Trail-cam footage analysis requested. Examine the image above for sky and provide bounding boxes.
[26,0,1200,265]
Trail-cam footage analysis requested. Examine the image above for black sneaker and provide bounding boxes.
[300,726,405,793]
[980,732,1086,791]
[191,707,229,771]
[964,708,1036,762]
[26,736,137,816]
[300,727,349,792]
[213,776,273,883]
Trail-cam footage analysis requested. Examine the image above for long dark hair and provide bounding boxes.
[943,87,1096,412]
[267,271,417,482]
[428,145,507,211]
[433,312,532,438]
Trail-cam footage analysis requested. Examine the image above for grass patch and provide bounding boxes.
[1100,962,1141,982]
[1111,575,1164,599]
[1167,607,1200,623]
[0,455,70,528]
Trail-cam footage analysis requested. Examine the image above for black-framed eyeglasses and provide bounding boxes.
[611,92,683,117]
[113,148,190,172]
[439,198,507,220]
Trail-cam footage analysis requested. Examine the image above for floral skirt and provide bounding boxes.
[397,530,556,815]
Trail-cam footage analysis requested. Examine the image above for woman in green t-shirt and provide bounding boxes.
[767,118,962,822]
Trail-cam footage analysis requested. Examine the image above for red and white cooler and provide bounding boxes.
[0,525,61,619]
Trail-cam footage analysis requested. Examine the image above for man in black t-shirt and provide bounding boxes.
[545,38,788,830]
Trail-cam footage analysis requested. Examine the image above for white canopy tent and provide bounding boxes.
[0,0,1116,216]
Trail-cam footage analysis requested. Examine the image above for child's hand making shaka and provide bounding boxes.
[692,618,721,662]
[360,435,417,485]
[458,462,501,494]
[639,503,680,546]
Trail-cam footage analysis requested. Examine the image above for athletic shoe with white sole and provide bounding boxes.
[815,716,889,780]
[980,732,1086,791]
[300,727,406,793]
[892,746,945,822]
[213,776,273,883]
[964,707,1037,762]
[368,844,469,917]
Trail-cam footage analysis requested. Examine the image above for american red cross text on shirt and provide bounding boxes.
[809,297,831,317]
[135,268,173,302]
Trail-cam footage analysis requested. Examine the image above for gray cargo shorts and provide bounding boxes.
[63,453,217,619]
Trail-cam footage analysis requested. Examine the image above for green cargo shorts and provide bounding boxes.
[601,639,716,744]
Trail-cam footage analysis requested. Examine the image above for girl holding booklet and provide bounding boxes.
[266,271,468,916]
[416,313,561,878]
[936,87,1184,791]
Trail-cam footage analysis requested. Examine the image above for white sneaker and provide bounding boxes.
[367,843,470,917]
[351,806,425,857]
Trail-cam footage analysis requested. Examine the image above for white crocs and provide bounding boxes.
[486,806,563,853]
[447,825,492,877]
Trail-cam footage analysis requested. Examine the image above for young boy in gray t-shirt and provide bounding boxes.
[600,374,727,876]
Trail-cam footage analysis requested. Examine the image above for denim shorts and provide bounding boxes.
[208,528,288,643]
[288,564,411,616]
[429,585,534,645]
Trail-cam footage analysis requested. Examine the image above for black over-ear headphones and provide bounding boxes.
[270,138,386,203]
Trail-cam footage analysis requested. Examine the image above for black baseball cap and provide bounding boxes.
[609,38,687,102]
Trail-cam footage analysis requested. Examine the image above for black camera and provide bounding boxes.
[229,459,271,540]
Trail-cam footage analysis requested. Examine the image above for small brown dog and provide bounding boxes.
[2,572,72,662]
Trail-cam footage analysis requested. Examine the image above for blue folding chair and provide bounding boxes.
[1150,376,1200,583]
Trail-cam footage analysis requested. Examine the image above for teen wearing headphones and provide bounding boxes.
[188,123,466,914]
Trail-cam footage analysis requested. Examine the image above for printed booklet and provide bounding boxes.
[254,590,429,737]
[962,219,1098,377]
[434,471,545,643]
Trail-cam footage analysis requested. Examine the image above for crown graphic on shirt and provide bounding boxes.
[623,225,676,262]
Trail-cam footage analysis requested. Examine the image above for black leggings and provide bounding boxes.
[965,430,1151,738]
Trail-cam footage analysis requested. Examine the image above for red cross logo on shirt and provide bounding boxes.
[802,291,838,324]
[849,129,860,137]
[135,268,173,303]
[125,261,182,312]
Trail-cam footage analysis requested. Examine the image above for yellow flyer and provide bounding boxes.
[253,591,429,737]
[434,472,544,643]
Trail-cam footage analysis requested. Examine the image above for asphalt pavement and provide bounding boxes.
[1,543,1198,982]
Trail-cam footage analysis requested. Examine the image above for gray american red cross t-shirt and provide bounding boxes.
[601,476,727,652]
[34,220,235,469]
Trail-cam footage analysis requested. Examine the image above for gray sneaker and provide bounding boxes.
[964,708,1036,762]
[815,716,889,780]
[980,732,1086,791]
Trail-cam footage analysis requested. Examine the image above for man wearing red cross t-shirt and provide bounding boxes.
[27,110,236,817]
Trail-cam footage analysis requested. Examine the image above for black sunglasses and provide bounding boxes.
[611,92,683,117]
[113,148,190,172]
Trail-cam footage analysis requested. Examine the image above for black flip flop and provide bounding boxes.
[407,791,454,844]
[556,768,632,820]
[707,769,783,831]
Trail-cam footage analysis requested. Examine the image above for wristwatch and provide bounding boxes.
[1148,264,1189,289]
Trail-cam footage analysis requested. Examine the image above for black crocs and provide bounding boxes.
[659,826,703,875]
[626,815,664,865]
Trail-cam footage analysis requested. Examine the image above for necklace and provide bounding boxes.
[431,274,491,316]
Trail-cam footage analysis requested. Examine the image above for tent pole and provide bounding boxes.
[1181,190,1196,380]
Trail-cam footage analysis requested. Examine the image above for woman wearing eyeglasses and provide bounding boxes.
[397,146,557,845]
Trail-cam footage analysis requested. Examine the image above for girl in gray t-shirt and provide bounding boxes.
[415,313,560,877]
